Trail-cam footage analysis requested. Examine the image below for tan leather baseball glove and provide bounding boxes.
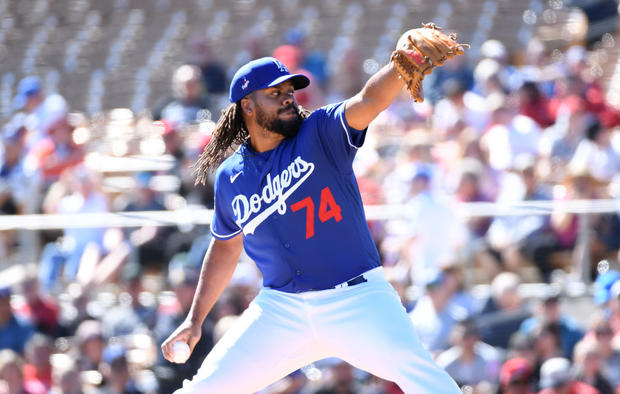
[391,23,469,102]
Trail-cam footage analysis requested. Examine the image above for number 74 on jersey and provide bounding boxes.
[291,186,343,239]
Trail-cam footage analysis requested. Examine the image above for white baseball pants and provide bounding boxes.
[174,267,460,393]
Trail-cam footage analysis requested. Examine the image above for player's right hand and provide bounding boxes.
[161,319,202,363]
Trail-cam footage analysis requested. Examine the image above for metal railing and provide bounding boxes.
[1,198,618,285]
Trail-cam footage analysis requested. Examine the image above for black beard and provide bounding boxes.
[256,104,303,138]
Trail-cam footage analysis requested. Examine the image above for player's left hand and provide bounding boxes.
[391,23,469,102]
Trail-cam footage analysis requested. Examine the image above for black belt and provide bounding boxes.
[334,274,368,289]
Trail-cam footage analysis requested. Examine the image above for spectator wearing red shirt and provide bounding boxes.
[26,96,84,187]
[16,275,59,337]
[22,334,53,394]
[517,81,554,128]
[0,349,34,394]
[454,159,494,239]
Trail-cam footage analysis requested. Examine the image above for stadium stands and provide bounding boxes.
[4,0,610,119]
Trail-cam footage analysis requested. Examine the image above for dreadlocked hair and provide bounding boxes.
[193,101,312,185]
[194,102,246,185]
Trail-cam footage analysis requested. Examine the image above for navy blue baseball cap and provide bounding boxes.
[411,164,432,181]
[13,76,42,110]
[594,269,620,305]
[229,57,310,103]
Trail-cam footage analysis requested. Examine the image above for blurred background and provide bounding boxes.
[1,0,620,393]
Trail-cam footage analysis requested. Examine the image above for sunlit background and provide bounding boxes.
[1,0,620,393]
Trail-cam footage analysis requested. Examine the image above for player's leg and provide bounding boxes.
[174,289,328,394]
[316,274,461,394]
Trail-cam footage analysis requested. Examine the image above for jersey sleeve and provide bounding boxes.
[210,169,242,240]
[313,101,367,171]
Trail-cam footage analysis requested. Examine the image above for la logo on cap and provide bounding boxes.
[274,59,287,73]
[241,78,250,90]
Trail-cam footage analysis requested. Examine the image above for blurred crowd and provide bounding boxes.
[1,24,620,394]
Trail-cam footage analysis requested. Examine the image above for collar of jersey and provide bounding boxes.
[241,139,277,159]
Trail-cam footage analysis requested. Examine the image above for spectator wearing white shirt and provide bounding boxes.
[482,94,541,172]
[409,268,469,354]
[538,96,588,183]
[0,114,40,215]
[432,79,489,140]
[403,165,467,287]
[569,118,620,183]
[38,167,110,292]
[486,154,555,281]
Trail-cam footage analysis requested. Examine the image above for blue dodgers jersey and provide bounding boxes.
[211,101,381,292]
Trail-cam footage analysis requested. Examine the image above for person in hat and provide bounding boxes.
[435,319,502,387]
[401,164,467,287]
[0,114,39,257]
[476,272,531,350]
[593,270,620,308]
[22,333,54,392]
[499,357,536,394]
[409,268,469,354]
[75,320,105,372]
[537,357,597,394]
[538,95,588,182]
[572,339,614,394]
[13,76,72,153]
[161,52,461,392]
[26,95,85,186]
[0,113,40,217]
[547,161,611,279]
[151,64,210,127]
[94,344,143,394]
[13,76,44,113]
[12,76,47,147]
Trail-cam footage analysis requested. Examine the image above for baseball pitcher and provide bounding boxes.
[161,24,467,393]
